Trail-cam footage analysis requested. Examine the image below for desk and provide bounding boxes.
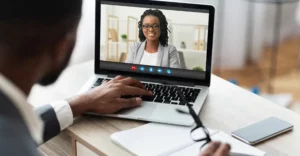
[39,60,300,156]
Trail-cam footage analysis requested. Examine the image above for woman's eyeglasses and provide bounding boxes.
[142,24,160,30]
[175,86,212,149]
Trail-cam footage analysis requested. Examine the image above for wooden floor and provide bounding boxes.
[214,37,300,113]
[271,70,300,100]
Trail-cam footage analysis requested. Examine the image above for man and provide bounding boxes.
[0,0,230,155]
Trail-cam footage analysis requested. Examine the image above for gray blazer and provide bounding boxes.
[0,91,61,156]
[125,41,180,68]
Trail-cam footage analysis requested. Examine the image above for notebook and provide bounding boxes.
[111,123,266,156]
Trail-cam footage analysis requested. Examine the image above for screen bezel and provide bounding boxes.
[95,0,215,86]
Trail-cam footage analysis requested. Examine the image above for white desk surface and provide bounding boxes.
[29,60,300,156]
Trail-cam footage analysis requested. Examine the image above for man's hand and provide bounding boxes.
[200,142,231,156]
[68,76,152,117]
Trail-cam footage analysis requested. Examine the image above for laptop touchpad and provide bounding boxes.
[117,103,156,117]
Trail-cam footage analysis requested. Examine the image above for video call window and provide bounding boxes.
[100,4,209,72]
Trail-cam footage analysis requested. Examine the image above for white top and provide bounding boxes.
[0,74,73,144]
[140,51,158,66]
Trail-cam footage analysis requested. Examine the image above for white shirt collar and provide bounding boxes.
[0,74,44,144]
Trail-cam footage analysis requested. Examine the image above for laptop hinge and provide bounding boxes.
[107,74,196,87]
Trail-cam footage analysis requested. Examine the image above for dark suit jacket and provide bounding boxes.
[0,91,61,156]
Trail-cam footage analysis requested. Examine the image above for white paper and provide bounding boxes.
[111,123,216,156]
[111,123,265,156]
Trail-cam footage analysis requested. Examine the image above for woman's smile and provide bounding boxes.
[148,32,156,37]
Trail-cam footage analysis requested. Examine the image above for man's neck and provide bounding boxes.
[145,40,159,53]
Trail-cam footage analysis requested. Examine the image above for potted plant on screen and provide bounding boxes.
[121,34,127,42]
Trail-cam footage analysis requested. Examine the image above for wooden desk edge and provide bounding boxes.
[65,129,107,156]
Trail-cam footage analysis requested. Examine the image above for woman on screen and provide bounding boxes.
[125,9,180,68]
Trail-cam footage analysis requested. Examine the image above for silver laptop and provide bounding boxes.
[80,0,215,126]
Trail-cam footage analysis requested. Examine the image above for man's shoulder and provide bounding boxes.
[0,90,33,140]
[0,117,39,156]
[0,90,32,138]
[0,91,39,156]
[0,91,24,117]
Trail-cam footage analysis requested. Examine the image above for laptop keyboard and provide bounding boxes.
[91,78,201,106]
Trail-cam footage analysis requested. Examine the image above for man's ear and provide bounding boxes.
[51,32,76,66]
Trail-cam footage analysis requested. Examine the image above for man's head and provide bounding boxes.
[0,0,82,86]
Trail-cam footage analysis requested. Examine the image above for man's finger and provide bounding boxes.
[215,143,231,156]
[119,77,144,89]
[119,86,152,96]
[116,97,143,109]
[114,75,125,80]
[200,142,221,156]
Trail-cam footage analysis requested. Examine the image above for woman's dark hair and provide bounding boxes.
[138,9,170,46]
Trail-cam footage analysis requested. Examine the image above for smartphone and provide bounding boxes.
[231,117,293,145]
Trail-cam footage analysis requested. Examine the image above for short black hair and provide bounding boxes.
[138,9,170,47]
[0,0,82,58]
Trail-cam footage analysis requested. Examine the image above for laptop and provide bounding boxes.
[80,0,215,126]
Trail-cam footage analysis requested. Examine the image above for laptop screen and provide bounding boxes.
[96,0,214,84]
